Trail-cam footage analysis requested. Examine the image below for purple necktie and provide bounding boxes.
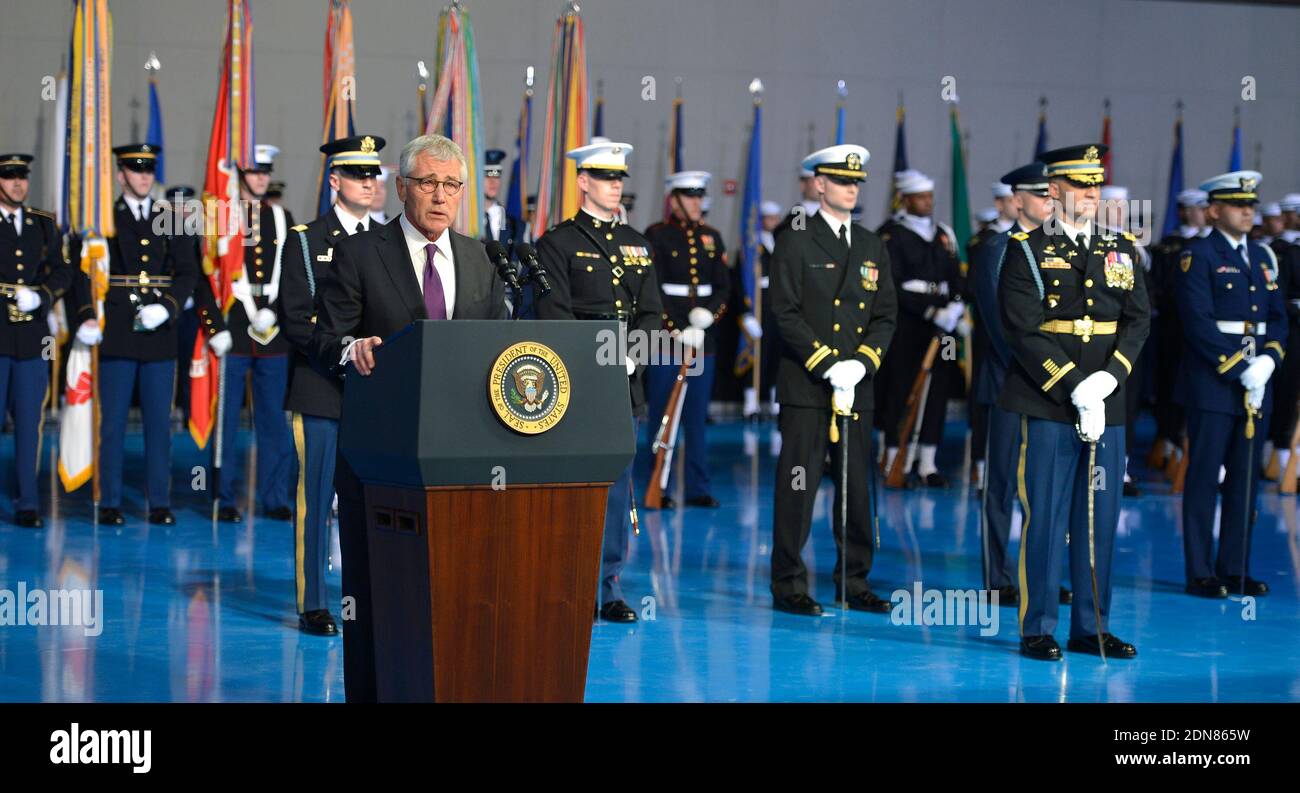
[423,243,447,319]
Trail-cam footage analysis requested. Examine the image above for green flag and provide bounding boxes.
[949,105,972,266]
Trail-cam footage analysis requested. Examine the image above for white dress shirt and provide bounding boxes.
[0,206,23,230]
[334,203,370,235]
[899,212,935,242]
[1056,216,1094,250]
[485,202,505,240]
[123,194,151,221]
[1216,228,1249,266]
[400,211,456,318]
[819,209,851,247]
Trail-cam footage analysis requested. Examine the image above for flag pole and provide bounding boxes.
[749,81,763,417]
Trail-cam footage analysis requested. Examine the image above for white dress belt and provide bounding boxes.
[662,283,713,298]
[1216,320,1266,335]
[900,279,949,296]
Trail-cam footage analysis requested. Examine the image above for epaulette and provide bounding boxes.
[291,224,308,232]
[1011,231,1029,241]
[26,207,55,220]
[1121,231,1136,242]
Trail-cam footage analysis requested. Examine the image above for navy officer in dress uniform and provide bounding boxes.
[769,144,898,616]
[999,144,1149,660]
[167,185,232,424]
[643,170,730,508]
[968,161,1051,605]
[278,134,386,636]
[480,148,526,247]
[533,139,663,623]
[69,143,198,525]
[0,153,74,527]
[1174,171,1285,599]
[214,143,295,523]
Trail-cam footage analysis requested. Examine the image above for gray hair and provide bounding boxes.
[399,134,468,182]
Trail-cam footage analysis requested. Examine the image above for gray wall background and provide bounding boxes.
[3,0,1297,235]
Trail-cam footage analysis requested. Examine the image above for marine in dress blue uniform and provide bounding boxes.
[0,153,75,528]
[215,143,295,523]
[533,139,663,623]
[69,143,198,526]
[968,162,1049,603]
[1174,171,1285,599]
[644,171,730,508]
[278,134,386,636]
[998,144,1149,660]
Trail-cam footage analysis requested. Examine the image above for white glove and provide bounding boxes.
[208,329,233,357]
[1070,371,1119,407]
[75,320,102,346]
[832,385,855,415]
[230,279,252,302]
[679,327,705,350]
[688,306,714,330]
[184,296,195,310]
[824,359,867,390]
[1076,404,1106,443]
[1240,355,1276,390]
[1247,383,1265,411]
[14,287,40,313]
[741,313,763,339]
[934,301,963,333]
[624,356,636,376]
[252,307,277,333]
[137,303,170,330]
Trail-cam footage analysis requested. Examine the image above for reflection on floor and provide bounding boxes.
[1,416,1296,702]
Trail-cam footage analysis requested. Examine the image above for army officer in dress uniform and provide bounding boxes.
[769,144,898,617]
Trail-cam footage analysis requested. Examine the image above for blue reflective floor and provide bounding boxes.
[1,414,1297,702]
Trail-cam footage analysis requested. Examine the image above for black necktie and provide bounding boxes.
[4,213,15,235]
[356,222,364,235]
[838,223,847,246]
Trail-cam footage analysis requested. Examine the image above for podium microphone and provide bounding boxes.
[513,242,551,296]
[485,240,522,292]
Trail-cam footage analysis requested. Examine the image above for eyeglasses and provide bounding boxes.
[404,174,464,196]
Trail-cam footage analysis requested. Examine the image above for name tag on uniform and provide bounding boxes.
[575,251,601,259]
[316,250,333,262]
[1215,265,1240,274]
[1040,256,1070,269]
[809,262,836,269]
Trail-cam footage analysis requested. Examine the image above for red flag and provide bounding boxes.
[1101,99,1112,181]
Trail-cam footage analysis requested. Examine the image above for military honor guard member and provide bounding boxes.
[1265,198,1300,480]
[644,170,730,508]
[998,144,1149,660]
[769,144,898,616]
[167,185,232,423]
[70,143,198,525]
[875,169,964,487]
[214,143,295,523]
[968,162,1051,604]
[278,134,386,637]
[0,153,74,527]
[967,180,1018,489]
[736,200,785,421]
[480,148,526,246]
[533,138,663,623]
[1174,171,1285,599]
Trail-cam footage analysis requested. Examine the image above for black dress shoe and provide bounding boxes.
[685,495,720,508]
[14,510,43,529]
[773,593,823,617]
[148,508,175,526]
[995,585,1019,607]
[1067,633,1137,658]
[98,507,125,526]
[1219,575,1269,596]
[1123,481,1141,497]
[921,472,948,489]
[835,589,893,613]
[599,600,637,623]
[1185,577,1228,598]
[216,506,242,523]
[1020,634,1062,661]
[264,506,293,521]
[656,497,677,510]
[1059,586,1072,605]
[298,609,339,636]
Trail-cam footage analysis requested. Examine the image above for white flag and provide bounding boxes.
[58,341,94,492]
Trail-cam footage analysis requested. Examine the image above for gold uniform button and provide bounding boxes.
[1052,279,1060,286]
[255,246,263,254]
[1087,298,1094,306]
[15,278,23,284]
[612,278,620,285]
[1250,286,1256,292]
[691,277,700,284]
[856,326,863,333]
[15,264,23,271]
[1226,283,1233,290]
[1219,354,1227,362]
[1252,305,1257,312]
[672,251,678,257]
[13,249,21,256]
[834,299,841,306]
[690,268,698,275]
[206,318,213,325]
[689,247,697,255]
[606,233,613,240]
[255,258,264,266]
[140,238,149,246]
[586,265,594,272]
[140,254,150,262]
[256,271,264,278]
[832,348,839,355]
[614,299,622,307]
[690,257,698,264]
[609,255,618,262]
[858,302,865,309]
[833,323,841,331]
[253,235,261,243]
[1084,279,1093,287]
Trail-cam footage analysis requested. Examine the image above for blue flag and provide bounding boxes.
[1160,116,1184,240]
[1033,110,1048,158]
[734,99,762,377]
[592,95,603,138]
[146,78,165,184]
[834,102,845,146]
[506,91,531,224]
[1228,120,1242,171]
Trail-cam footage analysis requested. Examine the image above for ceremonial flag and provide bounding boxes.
[734,87,762,378]
[426,3,486,237]
[1159,106,1184,240]
[505,72,533,227]
[146,75,166,184]
[884,94,907,218]
[662,87,683,221]
[59,0,114,493]
[1100,99,1112,179]
[833,80,846,146]
[1228,108,1242,171]
[949,105,972,262]
[592,79,604,138]
[189,0,255,448]
[1034,96,1048,158]
[47,66,69,230]
[317,0,356,217]
[532,5,588,237]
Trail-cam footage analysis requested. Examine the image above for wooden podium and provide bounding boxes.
[338,320,634,702]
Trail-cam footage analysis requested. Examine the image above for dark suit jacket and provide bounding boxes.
[311,216,508,380]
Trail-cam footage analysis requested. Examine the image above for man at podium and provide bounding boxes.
[533,138,664,623]
[312,133,507,702]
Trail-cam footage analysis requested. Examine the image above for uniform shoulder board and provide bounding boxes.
[27,207,55,220]
[291,224,308,232]
[1011,231,1030,242]
[1121,231,1137,242]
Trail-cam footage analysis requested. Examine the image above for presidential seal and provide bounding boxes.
[488,342,571,434]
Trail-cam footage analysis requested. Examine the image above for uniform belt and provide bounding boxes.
[760,276,769,289]
[245,283,274,297]
[574,310,633,321]
[0,282,28,295]
[108,274,173,288]
[661,283,712,298]
[1216,320,1266,335]
[1038,318,1118,336]
[900,279,949,296]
